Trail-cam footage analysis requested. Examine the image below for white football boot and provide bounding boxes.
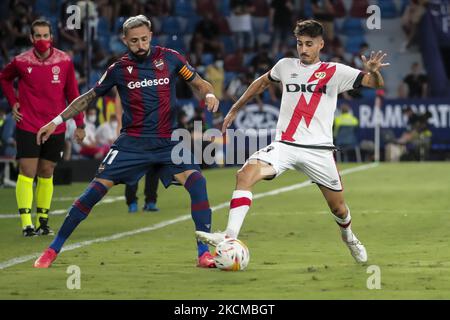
[195,231,227,247]
[343,234,368,263]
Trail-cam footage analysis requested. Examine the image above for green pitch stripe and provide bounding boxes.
[0,163,378,270]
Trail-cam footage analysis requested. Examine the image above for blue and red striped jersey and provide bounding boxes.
[94,46,196,137]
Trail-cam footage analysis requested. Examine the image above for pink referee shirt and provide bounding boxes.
[0,47,84,135]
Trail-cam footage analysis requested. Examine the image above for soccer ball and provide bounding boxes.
[213,238,250,271]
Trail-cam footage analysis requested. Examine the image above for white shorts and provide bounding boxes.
[247,141,343,191]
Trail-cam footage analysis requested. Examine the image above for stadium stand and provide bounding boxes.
[0,0,449,163]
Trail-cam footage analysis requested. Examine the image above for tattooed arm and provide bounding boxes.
[36,89,98,145]
[61,89,97,121]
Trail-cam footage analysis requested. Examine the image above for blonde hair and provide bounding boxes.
[122,15,151,35]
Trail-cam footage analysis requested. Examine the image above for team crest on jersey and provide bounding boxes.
[314,72,326,80]
[51,66,61,83]
[154,59,164,70]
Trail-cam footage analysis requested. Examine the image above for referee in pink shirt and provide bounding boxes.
[0,19,86,236]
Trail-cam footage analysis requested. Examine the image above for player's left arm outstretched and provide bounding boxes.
[360,50,390,89]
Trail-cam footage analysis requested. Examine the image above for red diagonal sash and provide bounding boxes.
[281,63,336,142]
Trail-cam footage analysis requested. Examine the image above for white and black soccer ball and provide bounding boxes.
[213,238,250,271]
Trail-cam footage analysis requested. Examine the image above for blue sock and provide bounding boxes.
[50,181,108,253]
[184,171,212,257]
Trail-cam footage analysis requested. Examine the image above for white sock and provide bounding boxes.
[225,190,252,238]
[333,205,354,242]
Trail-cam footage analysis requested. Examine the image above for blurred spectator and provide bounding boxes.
[205,58,225,100]
[189,33,204,66]
[224,49,246,72]
[251,0,270,41]
[399,62,428,98]
[0,103,17,185]
[395,108,432,161]
[269,0,294,56]
[0,19,12,64]
[59,1,108,81]
[229,0,254,51]
[333,103,358,138]
[66,49,88,91]
[402,106,420,131]
[334,102,361,162]
[349,0,369,18]
[352,42,369,70]
[146,0,171,17]
[5,1,33,52]
[96,0,115,29]
[96,88,120,124]
[225,72,253,102]
[249,47,279,103]
[249,46,274,78]
[311,0,336,44]
[191,11,224,63]
[117,0,145,18]
[59,1,87,51]
[96,113,119,146]
[177,108,190,130]
[78,106,109,159]
[0,103,16,158]
[401,0,428,51]
[196,0,217,14]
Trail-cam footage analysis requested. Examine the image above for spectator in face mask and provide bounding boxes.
[96,114,119,146]
[79,107,110,159]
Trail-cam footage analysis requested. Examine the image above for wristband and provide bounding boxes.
[51,115,63,126]
[205,93,216,99]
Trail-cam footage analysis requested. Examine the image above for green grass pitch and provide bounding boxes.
[0,162,449,299]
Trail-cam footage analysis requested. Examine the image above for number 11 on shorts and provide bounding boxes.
[103,149,119,165]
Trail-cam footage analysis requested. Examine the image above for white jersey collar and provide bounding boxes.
[299,60,322,68]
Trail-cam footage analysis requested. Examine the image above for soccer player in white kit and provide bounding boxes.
[196,20,389,263]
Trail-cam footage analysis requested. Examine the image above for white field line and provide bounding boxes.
[0,163,378,270]
[0,196,126,219]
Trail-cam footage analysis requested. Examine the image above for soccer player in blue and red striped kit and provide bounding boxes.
[33,15,220,268]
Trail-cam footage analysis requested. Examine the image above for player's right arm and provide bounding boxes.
[222,71,273,133]
[36,89,98,145]
[37,62,118,145]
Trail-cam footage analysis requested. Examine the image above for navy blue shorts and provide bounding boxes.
[95,134,200,188]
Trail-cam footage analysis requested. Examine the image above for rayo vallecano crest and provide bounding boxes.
[314,71,326,80]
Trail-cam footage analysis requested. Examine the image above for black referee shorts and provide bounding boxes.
[16,128,65,163]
